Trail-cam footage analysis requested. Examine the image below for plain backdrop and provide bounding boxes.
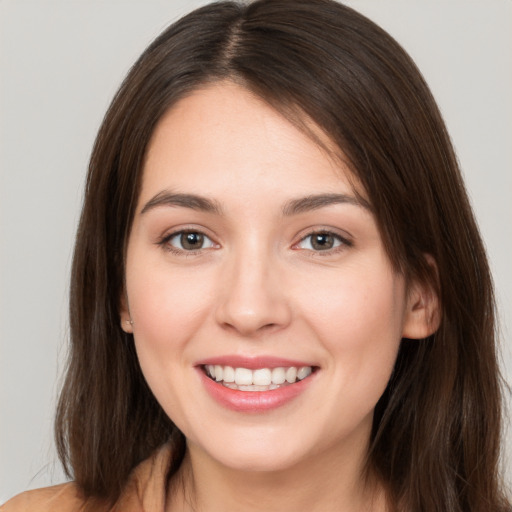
[1,0,511,502]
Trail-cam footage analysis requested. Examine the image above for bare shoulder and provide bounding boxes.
[1,483,85,512]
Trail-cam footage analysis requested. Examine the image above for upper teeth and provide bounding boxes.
[205,365,312,386]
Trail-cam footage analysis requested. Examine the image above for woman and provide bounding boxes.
[2,0,510,510]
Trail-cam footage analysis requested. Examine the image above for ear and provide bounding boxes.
[120,291,134,333]
[402,259,441,340]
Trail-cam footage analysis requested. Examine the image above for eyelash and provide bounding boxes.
[293,230,353,256]
[157,230,217,255]
[157,229,353,256]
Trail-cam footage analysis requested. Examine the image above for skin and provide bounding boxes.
[121,82,438,512]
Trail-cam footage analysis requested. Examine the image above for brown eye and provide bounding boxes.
[166,231,216,252]
[181,232,204,250]
[310,233,335,250]
[296,231,348,252]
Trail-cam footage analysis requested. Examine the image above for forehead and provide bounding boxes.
[140,82,365,207]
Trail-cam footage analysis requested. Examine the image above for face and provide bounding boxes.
[122,82,425,474]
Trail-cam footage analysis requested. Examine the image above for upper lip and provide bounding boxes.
[195,355,317,370]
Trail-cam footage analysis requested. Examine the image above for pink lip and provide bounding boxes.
[195,357,318,413]
[195,355,314,369]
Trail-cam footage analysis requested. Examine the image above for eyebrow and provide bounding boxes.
[140,191,370,216]
[282,193,371,216]
[140,191,223,215]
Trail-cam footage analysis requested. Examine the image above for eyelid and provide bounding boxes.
[292,227,353,253]
[155,225,353,255]
[170,231,216,249]
[156,226,220,254]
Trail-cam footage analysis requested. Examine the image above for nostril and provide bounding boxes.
[214,273,292,336]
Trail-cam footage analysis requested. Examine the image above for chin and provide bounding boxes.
[189,426,318,474]
[211,447,302,473]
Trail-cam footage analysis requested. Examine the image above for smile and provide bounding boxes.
[197,359,318,412]
[204,365,313,391]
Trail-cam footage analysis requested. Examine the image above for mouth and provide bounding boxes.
[202,364,316,392]
[196,356,318,412]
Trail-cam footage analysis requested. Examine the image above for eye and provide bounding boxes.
[165,230,216,252]
[296,231,349,252]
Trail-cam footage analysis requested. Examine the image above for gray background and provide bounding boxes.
[1,0,511,501]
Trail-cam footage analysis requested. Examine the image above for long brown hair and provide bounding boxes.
[56,1,511,510]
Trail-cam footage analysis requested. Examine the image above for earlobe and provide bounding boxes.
[402,268,441,340]
[121,317,134,333]
[120,292,134,333]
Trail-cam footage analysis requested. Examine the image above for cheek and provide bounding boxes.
[125,262,214,423]
[303,261,405,339]
[299,259,405,399]
[126,258,213,361]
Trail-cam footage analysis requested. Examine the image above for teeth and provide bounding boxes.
[297,366,312,380]
[205,364,314,388]
[234,367,253,386]
[223,366,235,383]
[252,368,272,386]
[271,367,286,385]
[285,367,297,383]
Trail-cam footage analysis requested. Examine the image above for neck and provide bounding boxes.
[166,427,387,512]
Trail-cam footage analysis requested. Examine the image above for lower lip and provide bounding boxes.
[198,368,316,413]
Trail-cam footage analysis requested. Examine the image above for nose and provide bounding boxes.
[214,248,292,337]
